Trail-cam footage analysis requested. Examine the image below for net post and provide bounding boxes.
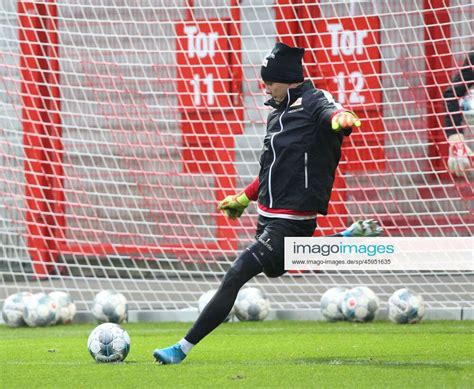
[423,0,452,175]
[18,0,63,277]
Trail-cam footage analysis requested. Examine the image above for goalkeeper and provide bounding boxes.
[153,43,381,364]
[443,50,473,176]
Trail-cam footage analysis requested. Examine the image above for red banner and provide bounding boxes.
[176,21,232,110]
[314,16,384,172]
[315,16,381,108]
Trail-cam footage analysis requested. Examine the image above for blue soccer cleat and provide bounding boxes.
[153,344,186,365]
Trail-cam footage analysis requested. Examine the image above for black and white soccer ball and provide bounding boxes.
[341,286,379,322]
[388,288,425,324]
[87,323,131,363]
[234,287,270,321]
[2,292,33,327]
[198,289,234,322]
[23,293,59,327]
[92,290,128,324]
[49,291,76,324]
[320,287,348,321]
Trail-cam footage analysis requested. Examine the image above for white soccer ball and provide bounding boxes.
[388,288,425,324]
[87,323,131,363]
[92,290,128,324]
[341,286,379,322]
[198,289,234,322]
[320,287,348,321]
[2,292,33,327]
[234,287,270,321]
[49,291,76,324]
[23,293,59,327]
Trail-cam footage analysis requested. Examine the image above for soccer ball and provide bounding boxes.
[320,287,348,321]
[92,290,128,324]
[341,286,379,322]
[234,287,270,321]
[23,293,59,327]
[87,323,131,363]
[49,291,76,324]
[388,288,425,324]
[198,289,234,322]
[2,292,33,327]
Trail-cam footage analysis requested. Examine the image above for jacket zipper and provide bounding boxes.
[268,90,291,208]
[304,152,308,189]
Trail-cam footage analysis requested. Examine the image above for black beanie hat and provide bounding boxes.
[261,42,305,84]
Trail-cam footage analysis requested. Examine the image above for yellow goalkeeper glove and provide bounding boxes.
[331,111,361,131]
[218,192,251,220]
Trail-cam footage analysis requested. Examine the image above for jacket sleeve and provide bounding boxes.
[243,176,259,201]
[308,89,352,136]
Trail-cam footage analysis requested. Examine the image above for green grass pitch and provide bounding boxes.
[1,321,473,388]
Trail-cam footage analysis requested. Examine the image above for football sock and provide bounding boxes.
[178,338,194,355]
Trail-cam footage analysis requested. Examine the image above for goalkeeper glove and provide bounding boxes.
[341,219,383,237]
[218,192,251,220]
[331,111,361,131]
[447,133,472,177]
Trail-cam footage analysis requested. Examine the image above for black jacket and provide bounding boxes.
[258,80,350,215]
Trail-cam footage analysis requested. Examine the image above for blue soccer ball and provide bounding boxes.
[23,293,59,327]
[2,292,33,327]
[388,288,425,324]
[49,291,76,324]
[341,286,379,322]
[235,287,270,321]
[92,290,128,324]
[320,287,348,322]
[87,323,130,362]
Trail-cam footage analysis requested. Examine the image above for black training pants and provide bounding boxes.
[185,215,316,345]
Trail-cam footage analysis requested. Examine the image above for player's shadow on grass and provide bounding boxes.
[294,357,463,370]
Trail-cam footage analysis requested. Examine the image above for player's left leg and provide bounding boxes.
[152,215,317,364]
[153,245,263,364]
